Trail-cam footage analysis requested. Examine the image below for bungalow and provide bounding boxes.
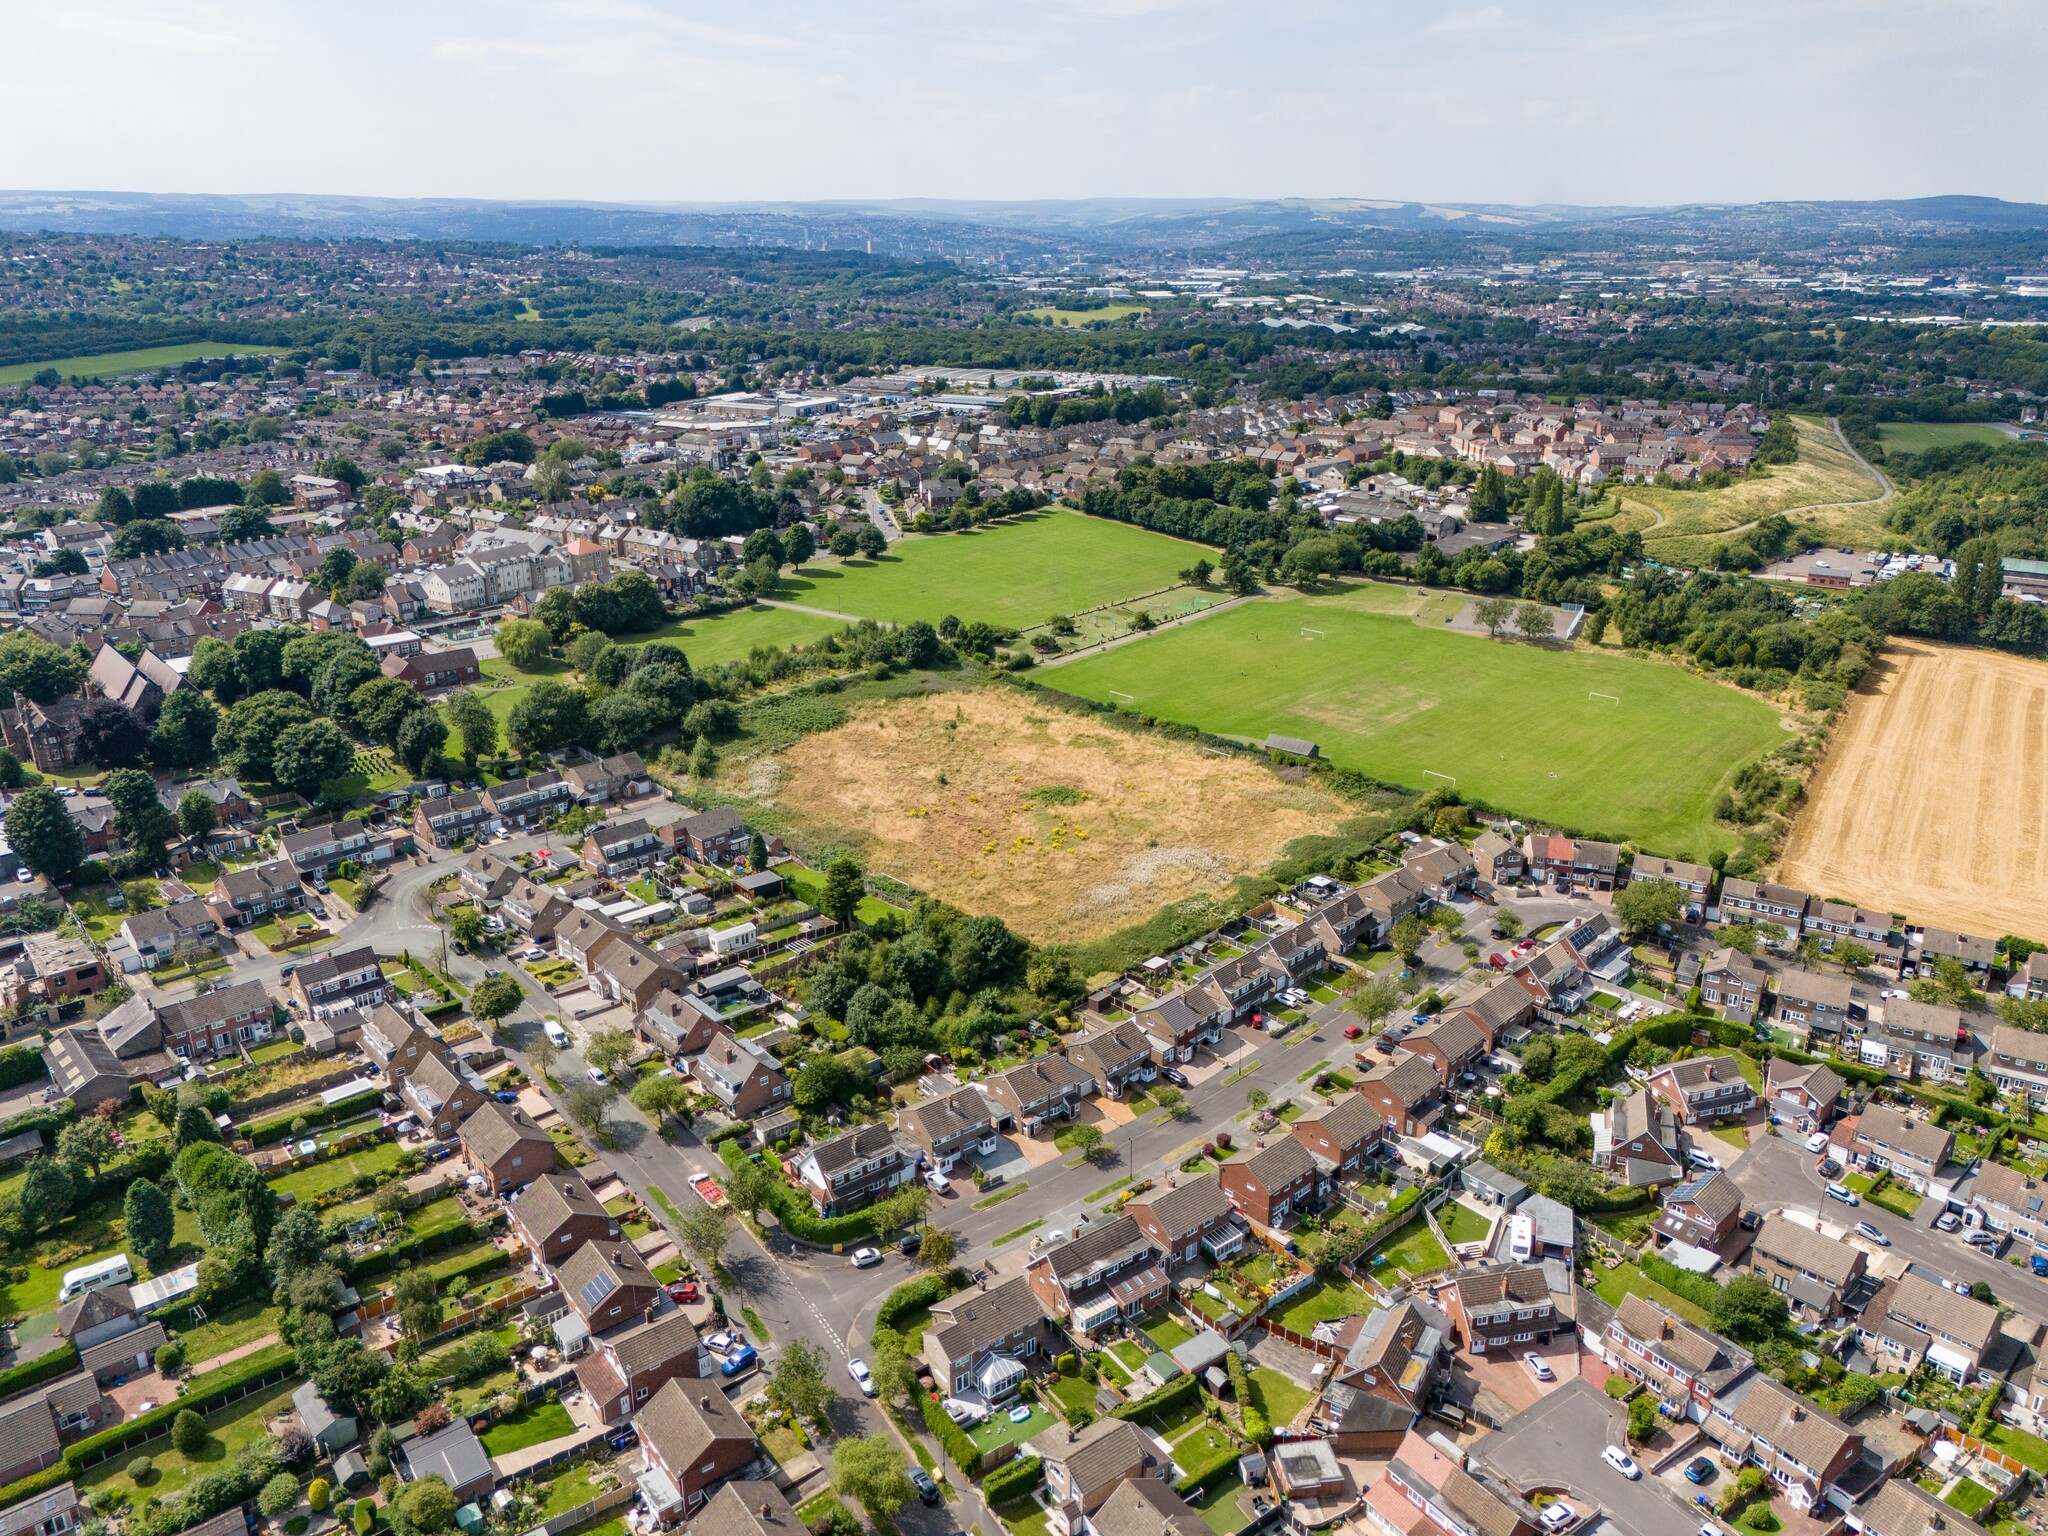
[1653,1170,1745,1252]
[1839,1103,1953,1192]
[632,1379,765,1519]
[983,1055,1094,1134]
[1856,1273,1999,1383]
[511,1174,622,1275]
[897,1087,999,1175]
[691,1031,791,1119]
[1125,1175,1246,1269]
[1773,969,1854,1041]
[795,1123,914,1217]
[1442,1264,1556,1355]
[379,646,481,692]
[1764,1058,1843,1130]
[1290,1094,1385,1177]
[1604,1294,1753,1424]
[1592,1087,1683,1186]
[1697,949,1768,1023]
[1023,1216,1169,1335]
[209,859,303,929]
[1750,1214,1866,1318]
[1067,1020,1157,1099]
[456,1099,556,1193]
[1217,1138,1328,1230]
[920,1275,1060,1404]
[1645,1055,1754,1125]
[576,1311,708,1426]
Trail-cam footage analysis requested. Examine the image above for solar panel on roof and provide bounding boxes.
[580,1271,618,1309]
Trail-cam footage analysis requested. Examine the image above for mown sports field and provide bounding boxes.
[1046,583,1787,856]
[0,341,289,385]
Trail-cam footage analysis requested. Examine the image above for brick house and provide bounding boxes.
[1443,1264,1556,1354]
[1696,950,1767,1023]
[1290,1094,1385,1177]
[1124,1175,1246,1269]
[1131,992,1225,1067]
[208,860,303,929]
[794,1123,914,1216]
[1750,1214,1866,1318]
[157,980,275,1058]
[897,1087,999,1174]
[511,1174,621,1278]
[561,1242,662,1335]
[1592,1086,1684,1185]
[1652,1170,1744,1252]
[1067,1020,1157,1099]
[920,1276,1059,1403]
[582,818,664,877]
[667,807,749,865]
[1645,1055,1754,1125]
[690,1031,791,1120]
[1773,969,1854,1041]
[1023,1216,1168,1335]
[400,1049,488,1141]
[1764,1058,1843,1130]
[456,1099,556,1193]
[1718,878,1811,926]
[633,1378,765,1519]
[1603,1294,1753,1424]
[1717,1375,1862,1512]
[1356,1052,1444,1137]
[1969,1160,2048,1251]
[1837,1104,1953,1192]
[983,1055,1094,1134]
[1217,1138,1328,1230]
[379,646,481,692]
[1856,1273,1999,1383]
[576,1312,708,1426]
[1401,1014,1485,1083]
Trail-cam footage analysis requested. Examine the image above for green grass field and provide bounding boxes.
[1020,304,1152,326]
[1047,582,1783,855]
[771,511,1203,629]
[1875,422,2013,453]
[627,603,849,668]
[0,342,290,386]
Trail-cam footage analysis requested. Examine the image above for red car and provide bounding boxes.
[669,1280,700,1305]
[1343,1024,1363,1040]
[1489,953,1509,970]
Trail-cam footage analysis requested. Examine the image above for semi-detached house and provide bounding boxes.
[1603,1293,1754,1423]
[1645,1054,1754,1125]
[1838,1103,1953,1192]
[1969,1159,2048,1250]
[1024,1215,1168,1335]
[982,1055,1093,1134]
[1067,1020,1156,1099]
[795,1123,913,1216]
[1124,1175,1245,1268]
[1986,1024,2048,1107]
[896,1087,998,1174]
[691,1031,791,1119]
[1711,1375,1863,1512]
[1856,1273,1999,1383]
[1217,1137,1327,1230]
[1750,1214,1866,1318]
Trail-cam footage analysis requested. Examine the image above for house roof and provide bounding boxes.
[0,1395,60,1481]
[636,1378,755,1479]
[807,1122,899,1176]
[1853,1104,1954,1167]
[1028,1415,1160,1500]
[79,1321,166,1377]
[605,1309,703,1378]
[55,1285,135,1340]
[1295,1093,1384,1150]
[1089,1479,1211,1536]
[899,1087,994,1147]
[987,1054,1094,1102]
[1363,1052,1440,1108]
[512,1173,610,1246]
[1452,1264,1548,1315]
[1871,1273,1998,1353]
[687,1483,803,1536]
[1651,1055,1748,1097]
[1037,1215,1156,1285]
[559,1241,657,1323]
[1859,1474,1990,1536]
[927,1276,1046,1362]
[1612,1294,1747,1381]
[404,1419,491,1492]
[1230,1137,1316,1192]
[1765,1058,1844,1102]
[1755,1214,1862,1287]
[457,1098,552,1166]
[1776,968,1854,1010]
[1730,1375,1858,1475]
[1127,1175,1234,1238]
[1667,1170,1742,1224]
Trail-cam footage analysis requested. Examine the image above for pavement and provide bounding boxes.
[1476,1378,1707,1536]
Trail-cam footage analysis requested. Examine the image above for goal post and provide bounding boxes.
[1299,626,1325,639]
[1108,689,1135,704]
[1588,691,1620,704]
[1423,770,1457,788]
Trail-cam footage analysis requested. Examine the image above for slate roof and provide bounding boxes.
[1127,1175,1235,1239]
[511,1173,611,1247]
[927,1276,1045,1361]
[1090,1479,1212,1536]
[636,1378,755,1480]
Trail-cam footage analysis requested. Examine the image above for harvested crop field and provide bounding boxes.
[733,688,1349,942]
[1779,638,2048,939]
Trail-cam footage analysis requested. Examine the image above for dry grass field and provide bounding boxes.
[1779,638,2048,939]
[734,689,1349,943]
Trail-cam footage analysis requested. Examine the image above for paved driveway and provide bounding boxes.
[1477,1379,1701,1536]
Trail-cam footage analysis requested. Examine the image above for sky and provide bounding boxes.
[6,0,2045,208]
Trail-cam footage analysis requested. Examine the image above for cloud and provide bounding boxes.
[57,9,254,53]
[1429,6,1508,33]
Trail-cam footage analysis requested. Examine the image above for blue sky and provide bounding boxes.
[7,0,2043,206]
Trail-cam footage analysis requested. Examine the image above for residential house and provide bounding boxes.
[156,980,274,1058]
[564,752,653,806]
[412,788,500,847]
[379,646,481,692]
[0,1481,81,1536]
[1773,969,1855,1042]
[116,900,219,970]
[582,818,664,877]
[485,770,575,827]
[1645,1055,1754,1125]
[1468,831,1523,887]
[1312,1300,1452,1454]
[456,1099,556,1193]
[1023,1216,1169,1335]
[668,807,749,866]
[1290,1095,1386,1178]
[1603,1294,1754,1425]
[1968,1160,2048,1251]
[1856,1273,1999,1383]
[920,1276,1060,1403]
[1124,1176,1247,1269]
[359,1003,434,1086]
[1404,842,1477,901]
[1750,1214,1867,1317]
[209,860,303,929]
[1366,1427,1539,1536]
[1986,1024,2048,1108]
[1652,1171,1745,1253]
[983,1055,1094,1134]
[278,818,394,879]
[53,1289,139,1351]
[2008,952,2048,1003]
[586,933,690,1014]
[1764,1058,1843,1130]
[1857,1479,1993,1536]
[1720,1375,1862,1511]
[1090,1481,1211,1536]
[1840,1103,1953,1192]
[1520,834,1620,890]
[18,935,106,1001]
[1859,997,1970,1086]
[401,1049,488,1141]
[456,851,521,905]
[1801,902,1895,950]
[1217,1138,1328,1230]
[1067,1020,1157,1099]
[499,876,574,940]
[561,1241,662,1335]
[897,1088,999,1175]
[637,989,724,1060]
[291,946,393,1015]
[1402,1014,1485,1084]
[1131,991,1225,1067]
[1028,1416,1172,1523]
[1697,950,1768,1023]
[79,1321,168,1385]
[1356,1053,1445,1138]
[633,1378,765,1519]
[1718,879,1811,927]
[1591,1087,1684,1186]
[39,1031,129,1113]
[794,1123,914,1217]
[511,1174,621,1275]
[1442,1265,1556,1355]
[576,1311,708,1426]
[1630,855,1714,914]
[1452,979,1537,1051]
[1919,929,1998,977]
[691,1031,791,1119]
[661,1482,799,1536]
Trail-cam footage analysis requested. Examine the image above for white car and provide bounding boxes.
[586,1066,609,1084]
[1523,1352,1554,1382]
[705,1331,739,1354]
[1686,1149,1722,1172]
[1854,1221,1890,1247]
[848,1359,877,1396]
[1601,1446,1640,1480]
[13,868,27,883]
[1804,1132,1830,1153]
[851,1247,882,1268]
[1825,1181,1861,1206]
[1044,1228,1066,1245]
[1540,1505,1576,1532]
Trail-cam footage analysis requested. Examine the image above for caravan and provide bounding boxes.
[60,1253,134,1302]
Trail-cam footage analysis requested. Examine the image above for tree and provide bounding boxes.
[678,1206,732,1276]
[818,856,865,924]
[1711,1273,1790,1344]
[443,689,498,766]
[173,1100,220,1147]
[1720,923,1759,956]
[219,504,274,542]
[124,1177,175,1265]
[1245,1087,1270,1114]
[1515,603,1552,642]
[585,1026,634,1079]
[769,1338,837,1434]
[565,1079,617,1132]
[784,522,816,566]
[104,767,176,867]
[1627,1393,1658,1444]
[527,1031,556,1084]
[391,1266,442,1347]
[1473,597,1514,638]
[350,677,427,747]
[57,1117,114,1177]
[266,1205,330,1279]
[396,1477,456,1536]
[5,788,83,885]
[172,1409,208,1456]
[1493,911,1524,940]
[216,690,316,781]
[396,710,448,778]
[79,698,150,768]
[917,1227,957,1269]
[1389,912,1427,967]
[470,975,524,1026]
[507,680,590,755]
[448,906,487,949]
[1151,1086,1188,1119]
[1066,1124,1109,1164]
[259,1473,300,1518]
[1347,973,1404,1034]
[631,1072,694,1135]
[1613,878,1684,937]
[273,719,355,799]
[870,1328,917,1407]
[832,1436,913,1519]
[495,618,554,670]
[176,788,219,841]
[1834,942,1875,973]
[111,519,183,559]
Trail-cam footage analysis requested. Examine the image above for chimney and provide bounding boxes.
[1660,1319,1674,1340]
[701,1395,712,1410]
[1791,1404,1805,1421]
[760,1506,771,1520]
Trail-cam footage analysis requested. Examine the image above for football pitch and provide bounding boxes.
[1046,585,1786,855]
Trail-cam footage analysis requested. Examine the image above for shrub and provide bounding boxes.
[153,1341,184,1375]
[1112,1372,1200,1428]
[171,1410,207,1456]
[1056,1353,1078,1376]
[126,1457,153,1483]
[309,1480,331,1512]
[259,1473,301,1518]
[355,1501,375,1534]
[981,1454,1044,1505]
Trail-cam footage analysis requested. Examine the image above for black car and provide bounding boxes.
[1683,1457,1716,1485]
[909,1469,939,1506]
[1161,1067,1189,1087]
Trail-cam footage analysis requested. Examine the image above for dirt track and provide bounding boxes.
[1779,638,2048,939]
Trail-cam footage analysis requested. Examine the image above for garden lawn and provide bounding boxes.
[266,1139,407,1203]
[1271,1278,1376,1333]
[1143,1316,1196,1352]
[997,1501,1054,1536]
[481,1400,577,1455]
[783,863,907,925]
[1047,1373,1099,1420]
[1171,1420,1246,1485]
[1594,1261,1716,1329]
[76,1383,299,1504]
[1048,580,1784,854]
[1948,1481,1995,1517]
[1373,1218,1451,1277]
[971,1402,1055,1455]
[774,510,1205,630]
[1984,1425,2048,1475]
[541,1462,602,1517]
[175,1296,282,1363]
[1438,1202,1493,1244]
[1187,1473,1250,1535]
[1250,1368,1314,1429]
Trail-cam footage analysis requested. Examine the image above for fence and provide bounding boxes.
[71,1357,301,1469]
[230,1061,379,1121]
[1935,1426,2031,1482]
[519,1482,637,1533]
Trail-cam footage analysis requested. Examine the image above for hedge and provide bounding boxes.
[246,1089,384,1146]
[874,1270,967,1337]
[0,1344,79,1401]
[433,1247,512,1295]
[349,1220,480,1283]
[0,1343,302,1509]
[0,1046,44,1091]
[918,1389,981,1476]
[1111,1371,1200,1428]
[718,1141,877,1246]
[1638,1251,1725,1314]
[980,1453,1043,1504]
[1225,1348,1270,1448]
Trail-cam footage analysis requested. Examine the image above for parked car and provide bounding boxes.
[899,1231,923,1255]
[848,1360,877,1397]
[1853,1221,1890,1246]
[586,1066,609,1085]
[1161,1067,1189,1087]
[909,1469,939,1507]
[1683,1457,1716,1485]
[1817,1158,1844,1179]
[668,1280,700,1304]
[1934,1211,1961,1232]
[15,868,30,883]
[851,1247,882,1268]
[1540,1505,1575,1532]
[1825,1181,1860,1206]
[1686,1149,1722,1172]
[1600,1446,1640,1480]
[1523,1352,1553,1381]
[720,1345,757,1376]
[924,1169,952,1195]
[1804,1132,1830,1153]
[1489,953,1509,970]
[1344,1024,1363,1039]
[493,1090,519,1103]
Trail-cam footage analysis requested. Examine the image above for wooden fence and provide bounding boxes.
[519,1482,637,1531]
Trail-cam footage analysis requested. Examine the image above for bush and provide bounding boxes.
[260,1473,301,1518]
[980,1454,1043,1505]
[1056,1353,1078,1376]
[127,1456,154,1482]
[355,1501,375,1534]
[171,1410,207,1456]
[309,1479,331,1512]
[0,1344,81,1401]
[1226,1349,1271,1446]
[917,1390,979,1475]
[875,1270,968,1335]
[718,1142,876,1244]
[153,1341,184,1375]
[1112,1372,1200,1428]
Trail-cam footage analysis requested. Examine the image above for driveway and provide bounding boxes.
[1455,1335,1581,1418]
[1477,1379,1703,1536]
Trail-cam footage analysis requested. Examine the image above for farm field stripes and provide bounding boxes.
[1873,422,2014,453]
[1046,582,1786,855]
[0,341,289,385]
[1778,638,2048,939]
[770,510,1206,629]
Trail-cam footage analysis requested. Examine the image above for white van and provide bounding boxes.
[542,1018,571,1049]
[60,1253,134,1302]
